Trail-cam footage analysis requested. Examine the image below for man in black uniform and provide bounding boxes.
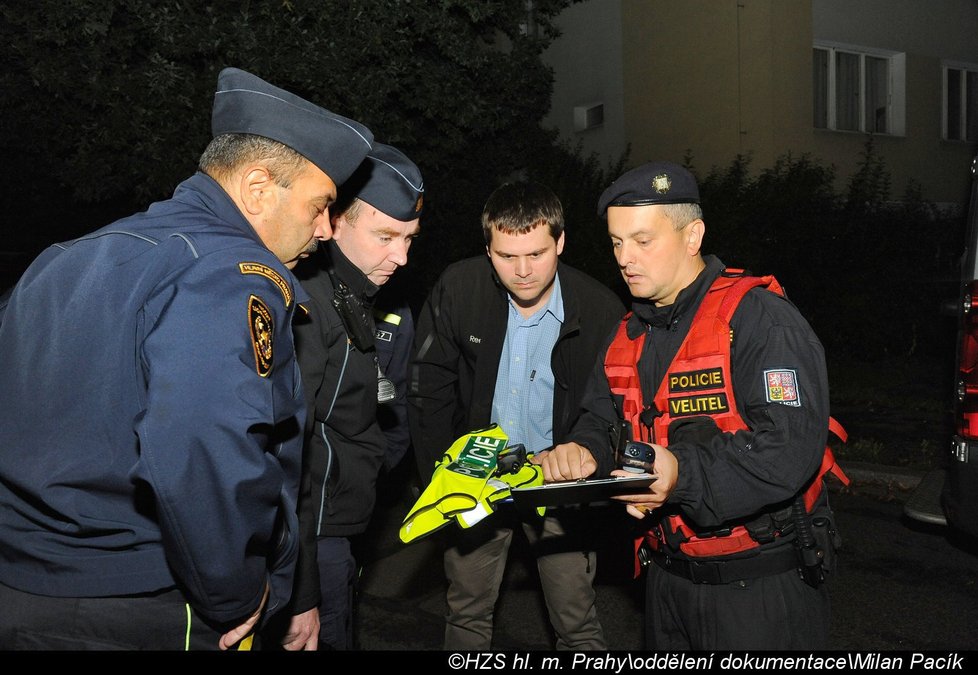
[540,161,845,650]
[283,143,423,650]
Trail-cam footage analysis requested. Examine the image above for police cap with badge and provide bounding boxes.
[338,141,425,222]
[332,142,425,402]
[212,67,374,186]
[210,67,375,378]
[597,160,700,217]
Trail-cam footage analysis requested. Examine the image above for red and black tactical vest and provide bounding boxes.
[604,270,848,561]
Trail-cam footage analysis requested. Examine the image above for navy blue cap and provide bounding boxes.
[211,67,374,185]
[345,142,424,221]
[597,161,700,217]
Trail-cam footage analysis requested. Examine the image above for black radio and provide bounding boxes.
[620,440,655,474]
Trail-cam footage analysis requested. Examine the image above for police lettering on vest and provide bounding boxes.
[668,368,723,392]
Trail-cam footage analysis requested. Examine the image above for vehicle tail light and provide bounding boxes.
[955,280,978,443]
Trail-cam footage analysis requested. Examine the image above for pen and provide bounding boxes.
[530,369,536,381]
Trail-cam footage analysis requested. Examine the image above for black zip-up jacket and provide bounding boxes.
[290,241,386,611]
[408,256,626,484]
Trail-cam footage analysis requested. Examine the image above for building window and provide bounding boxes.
[573,102,604,131]
[944,62,978,142]
[813,43,905,136]
[519,0,538,38]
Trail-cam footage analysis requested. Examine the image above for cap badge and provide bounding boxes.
[415,195,424,214]
[652,173,672,194]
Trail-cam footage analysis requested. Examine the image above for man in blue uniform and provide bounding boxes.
[0,68,373,650]
[277,143,423,650]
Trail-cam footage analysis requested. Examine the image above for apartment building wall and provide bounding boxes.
[544,0,978,206]
[812,0,978,206]
[619,0,812,175]
[541,0,627,164]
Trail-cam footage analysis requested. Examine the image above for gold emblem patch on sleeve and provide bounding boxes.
[248,295,274,377]
[239,262,293,307]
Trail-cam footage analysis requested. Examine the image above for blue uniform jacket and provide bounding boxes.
[0,173,307,627]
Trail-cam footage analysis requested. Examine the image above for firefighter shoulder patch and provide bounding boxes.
[248,295,274,377]
[764,368,801,407]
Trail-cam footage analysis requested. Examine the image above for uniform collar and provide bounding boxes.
[175,172,311,307]
[175,172,265,246]
[627,255,724,337]
[324,240,380,303]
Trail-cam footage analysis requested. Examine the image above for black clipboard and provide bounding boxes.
[509,474,655,507]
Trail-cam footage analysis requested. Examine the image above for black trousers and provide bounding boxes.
[0,581,232,650]
[644,564,831,650]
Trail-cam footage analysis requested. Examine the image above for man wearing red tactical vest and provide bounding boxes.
[538,161,847,650]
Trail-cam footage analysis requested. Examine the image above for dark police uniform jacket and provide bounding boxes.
[571,255,831,535]
[290,241,395,611]
[408,256,626,484]
[0,173,306,627]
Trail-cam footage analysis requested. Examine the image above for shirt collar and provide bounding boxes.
[509,271,564,324]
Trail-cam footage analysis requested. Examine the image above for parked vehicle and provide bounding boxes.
[905,154,978,536]
[940,154,978,538]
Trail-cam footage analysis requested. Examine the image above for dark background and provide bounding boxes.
[1,0,970,469]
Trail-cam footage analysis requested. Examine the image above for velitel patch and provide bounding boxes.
[668,393,730,417]
[239,262,293,307]
[764,368,801,407]
[248,295,274,377]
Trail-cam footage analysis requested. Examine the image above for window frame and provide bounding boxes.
[813,41,906,136]
[942,60,978,142]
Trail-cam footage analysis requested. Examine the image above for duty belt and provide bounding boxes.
[649,546,800,585]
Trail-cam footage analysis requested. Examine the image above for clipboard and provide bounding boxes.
[509,474,655,508]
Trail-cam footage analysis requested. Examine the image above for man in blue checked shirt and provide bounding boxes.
[408,181,625,650]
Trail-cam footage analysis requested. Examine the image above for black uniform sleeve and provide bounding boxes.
[408,274,462,485]
[378,306,414,470]
[288,291,332,615]
[566,322,624,478]
[290,452,321,615]
[667,289,830,527]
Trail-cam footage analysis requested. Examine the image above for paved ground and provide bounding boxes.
[348,460,960,652]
